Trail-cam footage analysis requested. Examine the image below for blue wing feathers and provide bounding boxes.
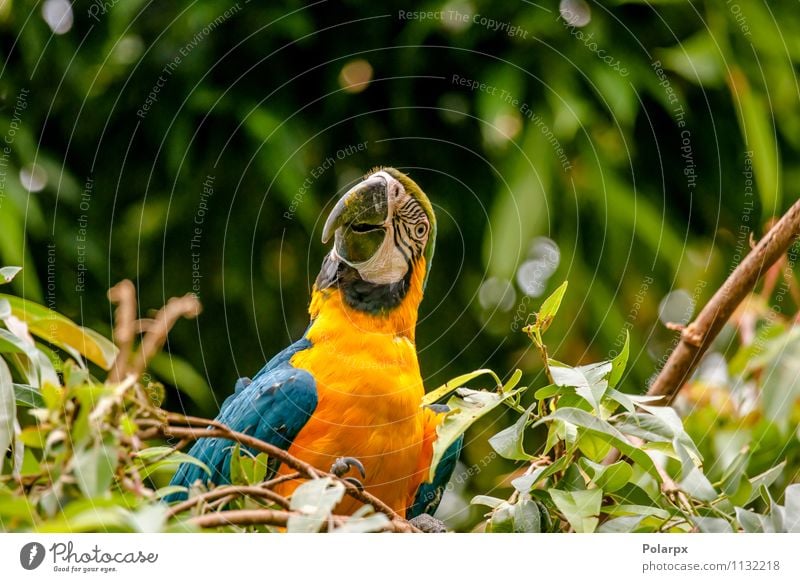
[169,332,464,517]
[167,338,317,501]
[408,404,464,518]
[408,434,464,519]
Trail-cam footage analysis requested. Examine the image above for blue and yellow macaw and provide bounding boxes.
[170,168,461,525]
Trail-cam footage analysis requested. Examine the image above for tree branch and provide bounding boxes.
[648,199,800,403]
[137,416,419,531]
[128,294,201,378]
[187,508,412,532]
[107,280,137,383]
[166,485,291,518]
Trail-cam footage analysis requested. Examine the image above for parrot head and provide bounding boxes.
[317,167,436,315]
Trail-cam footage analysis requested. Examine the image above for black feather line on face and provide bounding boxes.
[315,253,413,315]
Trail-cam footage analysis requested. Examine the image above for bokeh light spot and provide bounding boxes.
[338,59,373,94]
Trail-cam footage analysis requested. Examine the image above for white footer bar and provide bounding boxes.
[1,533,799,581]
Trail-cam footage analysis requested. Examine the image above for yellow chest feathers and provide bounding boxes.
[290,282,425,423]
[284,276,428,512]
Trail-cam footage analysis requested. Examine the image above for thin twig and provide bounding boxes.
[648,199,800,403]
[129,294,201,378]
[108,280,137,383]
[166,485,291,518]
[261,472,301,488]
[136,424,320,480]
[137,420,417,529]
[160,414,408,521]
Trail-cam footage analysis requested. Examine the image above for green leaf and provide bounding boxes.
[288,477,345,533]
[13,383,44,408]
[760,338,800,431]
[240,452,269,485]
[471,495,505,509]
[728,322,790,376]
[680,466,719,502]
[229,443,244,485]
[0,327,22,353]
[549,488,602,533]
[579,459,633,493]
[534,384,562,400]
[728,68,781,213]
[602,503,671,521]
[784,484,800,533]
[429,375,526,480]
[549,361,611,413]
[512,497,542,533]
[597,515,645,533]
[487,501,515,533]
[719,447,750,497]
[0,490,36,523]
[489,402,535,461]
[0,358,14,470]
[511,466,549,493]
[608,330,629,387]
[136,447,210,480]
[0,267,22,285]
[535,281,568,333]
[657,32,724,87]
[692,516,733,533]
[549,361,612,390]
[155,485,189,500]
[128,504,168,533]
[422,368,503,406]
[634,404,703,466]
[0,328,58,388]
[762,486,785,532]
[332,505,390,533]
[73,441,119,498]
[735,507,768,533]
[0,293,118,370]
[534,407,661,482]
[38,500,130,533]
[743,462,786,505]
[576,431,613,462]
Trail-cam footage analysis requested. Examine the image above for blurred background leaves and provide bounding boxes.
[1,0,799,528]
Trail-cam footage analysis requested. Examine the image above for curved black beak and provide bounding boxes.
[321,175,389,244]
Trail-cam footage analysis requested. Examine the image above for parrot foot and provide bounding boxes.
[330,457,366,490]
[408,513,447,533]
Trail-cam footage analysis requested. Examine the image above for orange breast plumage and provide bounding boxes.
[274,264,429,515]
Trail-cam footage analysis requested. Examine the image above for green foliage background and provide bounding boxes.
[1,0,800,530]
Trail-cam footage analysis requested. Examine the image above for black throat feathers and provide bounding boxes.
[315,253,413,315]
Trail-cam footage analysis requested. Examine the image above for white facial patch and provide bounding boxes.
[348,237,409,284]
[346,171,411,285]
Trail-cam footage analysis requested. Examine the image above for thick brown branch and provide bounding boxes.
[648,199,800,403]
[189,509,294,529]
[604,201,800,468]
[188,509,412,532]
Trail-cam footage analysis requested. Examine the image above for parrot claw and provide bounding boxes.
[409,513,447,533]
[330,456,366,479]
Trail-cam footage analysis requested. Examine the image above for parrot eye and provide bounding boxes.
[414,223,428,238]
